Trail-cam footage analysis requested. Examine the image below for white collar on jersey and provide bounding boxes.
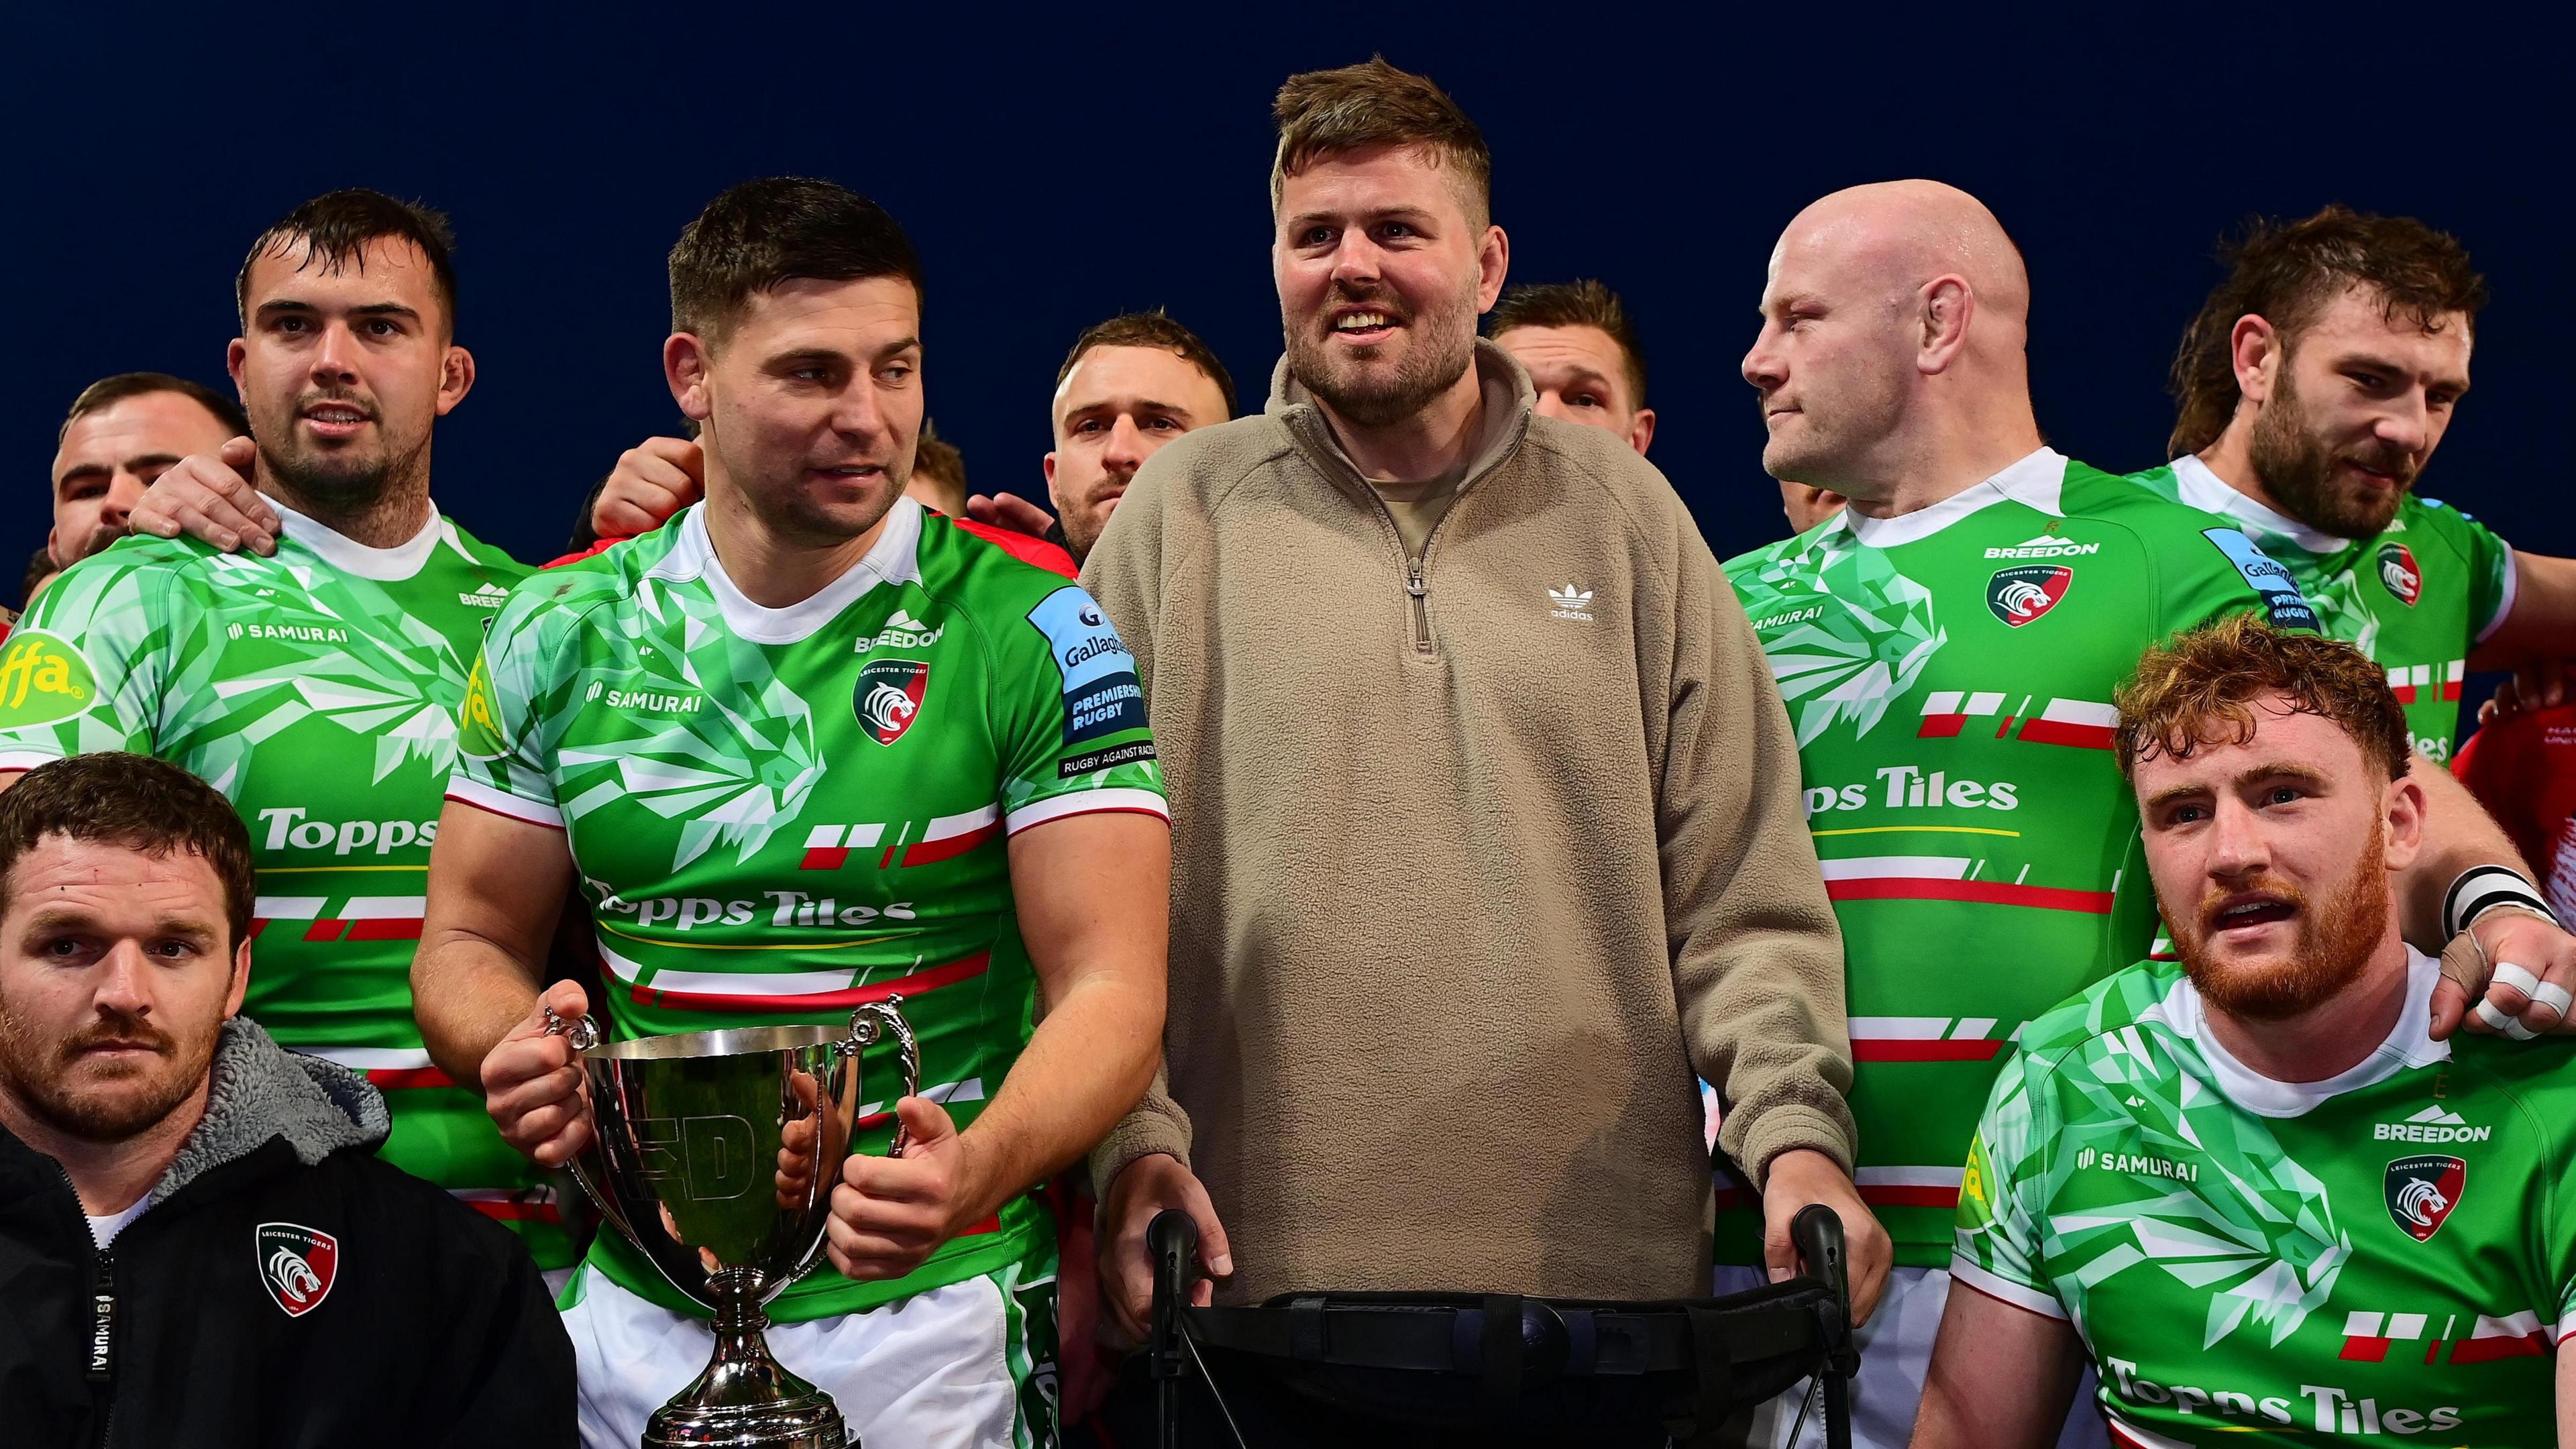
[2143,944,2448,1118]
[2165,453,2351,554]
[264,494,457,582]
[648,497,924,645]
[1824,446,2070,549]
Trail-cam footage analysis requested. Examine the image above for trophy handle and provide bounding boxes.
[847,996,923,1159]
[539,1005,637,1249]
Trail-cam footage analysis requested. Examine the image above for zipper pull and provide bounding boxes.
[1405,560,1427,599]
[87,1248,114,1383]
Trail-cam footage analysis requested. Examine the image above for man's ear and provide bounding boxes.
[226,337,249,395]
[2230,315,2282,407]
[1474,224,1510,313]
[435,345,476,417]
[223,935,253,1019]
[2383,769,2430,873]
[1627,407,1657,457]
[1917,276,1976,376]
[1041,451,1067,511]
[665,333,715,423]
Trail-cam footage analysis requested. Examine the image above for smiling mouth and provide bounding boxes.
[1331,309,1397,341]
[2209,897,2298,933]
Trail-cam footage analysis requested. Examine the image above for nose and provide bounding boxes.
[309,320,362,384]
[101,472,147,529]
[1101,415,1148,474]
[1329,231,1384,292]
[1532,392,1573,423]
[2204,796,2272,881]
[92,942,156,1018]
[831,381,889,443]
[2378,390,2431,460]
[1741,323,1785,392]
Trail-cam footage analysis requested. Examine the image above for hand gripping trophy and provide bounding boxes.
[545,998,919,1448]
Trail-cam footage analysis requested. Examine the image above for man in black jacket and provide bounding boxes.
[0,752,574,1446]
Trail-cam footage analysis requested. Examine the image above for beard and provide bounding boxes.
[1285,282,1478,430]
[0,1004,213,1142]
[2246,365,2416,538]
[256,389,430,511]
[2171,817,2392,1020]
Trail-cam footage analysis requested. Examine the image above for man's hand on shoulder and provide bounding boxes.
[1760,1147,1890,1326]
[127,437,278,556]
[965,491,1055,540]
[592,437,703,539]
[2434,906,2576,1038]
[1099,1152,1232,1342]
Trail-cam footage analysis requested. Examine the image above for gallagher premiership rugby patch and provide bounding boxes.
[1026,587,1147,746]
[2201,529,2320,632]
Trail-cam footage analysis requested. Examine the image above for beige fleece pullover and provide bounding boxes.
[1085,341,1853,1304]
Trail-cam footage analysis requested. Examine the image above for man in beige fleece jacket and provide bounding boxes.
[1083,57,1887,1363]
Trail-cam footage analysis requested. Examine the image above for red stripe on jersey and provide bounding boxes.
[347,919,421,943]
[1916,714,1967,738]
[2339,1336,2392,1362]
[1993,716,2018,739]
[2017,718,2116,750]
[368,1067,455,1089]
[800,847,851,871]
[950,519,1079,580]
[467,1199,565,1223]
[2443,678,2464,702]
[1852,1039,2008,1063]
[303,918,347,942]
[1828,878,2114,914]
[629,951,991,1014]
[2451,1330,2549,1364]
[1858,1184,1957,1209]
[902,820,1000,867]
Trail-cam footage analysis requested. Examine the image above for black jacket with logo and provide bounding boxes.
[0,1019,576,1447]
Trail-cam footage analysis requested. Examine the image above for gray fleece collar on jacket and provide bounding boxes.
[1265,336,1534,496]
[148,1018,389,1208]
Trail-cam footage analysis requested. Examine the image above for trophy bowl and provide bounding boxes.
[548,998,920,1449]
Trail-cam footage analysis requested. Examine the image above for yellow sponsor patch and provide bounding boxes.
[0,629,97,728]
[456,654,505,759]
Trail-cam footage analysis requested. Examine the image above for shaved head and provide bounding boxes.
[1743,179,2042,512]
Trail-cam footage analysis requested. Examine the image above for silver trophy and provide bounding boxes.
[546,999,920,1448]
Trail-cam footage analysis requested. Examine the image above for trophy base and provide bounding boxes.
[643,1391,847,1449]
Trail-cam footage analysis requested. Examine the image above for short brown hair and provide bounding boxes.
[1271,57,1491,226]
[1054,311,1238,418]
[1488,279,1648,405]
[912,421,967,515]
[2116,616,2412,785]
[238,189,460,335]
[0,753,258,948]
[669,177,920,341]
[60,372,249,445]
[2167,206,2486,457]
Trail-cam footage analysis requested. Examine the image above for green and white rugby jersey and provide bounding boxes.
[1721,449,2318,1269]
[447,498,1166,1324]
[1956,951,2576,1448]
[0,502,578,1265]
[2130,457,2514,762]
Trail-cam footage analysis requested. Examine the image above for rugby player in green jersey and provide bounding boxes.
[1720,181,2574,1449]
[0,192,582,1276]
[2134,205,2576,768]
[412,179,1170,1448]
[1917,620,2576,1449]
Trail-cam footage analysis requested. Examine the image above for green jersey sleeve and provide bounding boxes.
[2161,525,2321,638]
[2435,500,2516,643]
[996,582,1167,833]
[1951,1046,2068,1320]
[0,552,175,768]
[448,578,580,826]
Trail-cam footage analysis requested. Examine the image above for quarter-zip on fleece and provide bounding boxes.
[1085,340,1855,1305]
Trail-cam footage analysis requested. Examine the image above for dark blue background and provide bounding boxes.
[11,8,2571,703]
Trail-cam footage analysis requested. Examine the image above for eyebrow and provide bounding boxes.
[20,907,219,941]
[254,299,421,323]
[1285,204,1438,231]
[2141,758,2330,812]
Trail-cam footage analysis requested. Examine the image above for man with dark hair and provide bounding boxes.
[0,189,583,1279]
[1911,620,2576,1448]
[1084,62,1877,1440]
[21,548,58,610]
[1487,278,1657,455]
[0,751,574,1446]
[49,372,248,566]
[2136,205,2576,767]
[416,176,1170,1447]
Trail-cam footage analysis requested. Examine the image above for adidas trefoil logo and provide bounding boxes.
[1547,584,1595,622]
[458,581,511,609]
[859,607,944,651]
